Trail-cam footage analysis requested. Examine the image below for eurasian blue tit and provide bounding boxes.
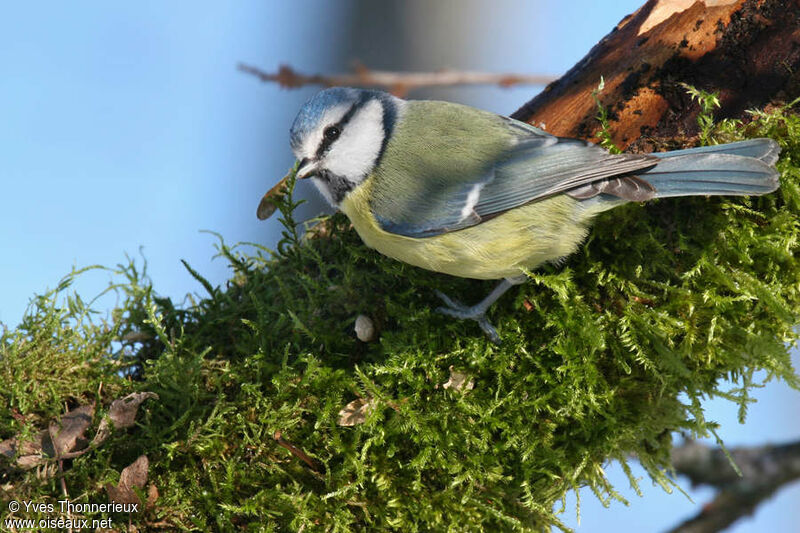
[277,87,780,343]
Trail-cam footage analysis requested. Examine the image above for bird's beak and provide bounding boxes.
[296,157,317,180]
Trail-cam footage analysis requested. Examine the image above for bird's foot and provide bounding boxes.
[435,290,501,344]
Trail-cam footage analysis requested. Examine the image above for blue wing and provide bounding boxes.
[371,112,658,238]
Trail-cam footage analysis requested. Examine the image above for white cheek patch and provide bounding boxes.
[323,99,385,183]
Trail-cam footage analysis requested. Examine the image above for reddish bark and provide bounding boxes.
[512,0,800,149]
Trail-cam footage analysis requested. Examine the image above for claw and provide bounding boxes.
[432,277,525,344]
[476,318,501,344]
[435,290,502,345]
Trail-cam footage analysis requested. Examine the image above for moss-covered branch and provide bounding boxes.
[3,1,800,528]
[1,98,799,530]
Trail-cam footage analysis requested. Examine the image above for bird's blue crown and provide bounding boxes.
[290,88,363,150]
[289,88,396,151]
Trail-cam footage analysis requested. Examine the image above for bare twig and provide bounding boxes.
[273,431,324,473]
[238,63,557,96]
[667,439,800,533]
[48,422,72,533]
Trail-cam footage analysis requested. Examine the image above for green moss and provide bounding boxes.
[591,77,622,154]
[2,101,800,531]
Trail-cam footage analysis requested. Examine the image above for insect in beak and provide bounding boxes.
[256,169,292,220]
[256,158,318,220]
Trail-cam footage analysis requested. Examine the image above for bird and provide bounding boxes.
[274,87,781,343]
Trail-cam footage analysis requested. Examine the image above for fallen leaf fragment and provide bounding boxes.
[105,455,149,506]
[338,397,376,426]
[0,392,159,471]
[49,404,95,456]
[442,366,474,392]
[1,404,95,469]
[92,392,160,446]
[107,392,160,430]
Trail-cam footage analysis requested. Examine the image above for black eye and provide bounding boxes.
[324,126,341,141]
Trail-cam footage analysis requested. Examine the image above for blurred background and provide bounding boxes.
[1,1,797,530]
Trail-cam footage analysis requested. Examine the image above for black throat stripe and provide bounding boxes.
[317,169,354,204]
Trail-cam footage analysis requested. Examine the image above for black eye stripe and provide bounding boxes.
[316,121,344,157]
[314,96,368,158]
[324,125,340,141]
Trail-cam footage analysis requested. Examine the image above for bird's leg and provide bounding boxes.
[435,275,527,344]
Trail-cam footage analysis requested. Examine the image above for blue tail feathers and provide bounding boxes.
[643,139,780,198]
[649,138,780,165]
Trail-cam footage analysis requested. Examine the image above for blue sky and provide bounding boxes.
[1,2,797,530]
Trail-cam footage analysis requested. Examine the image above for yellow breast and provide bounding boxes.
[339,176,595,280]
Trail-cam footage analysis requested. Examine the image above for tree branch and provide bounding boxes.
[667,439,800,533]
[511,0,800,148]
[238,63,557,96]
